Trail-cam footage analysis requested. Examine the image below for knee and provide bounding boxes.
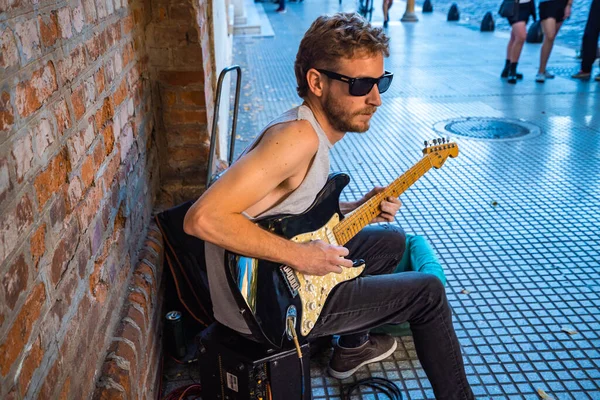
[514,32,526,43]
[545,32,557,42]
[418,274,446,305]
[380,225,406,254]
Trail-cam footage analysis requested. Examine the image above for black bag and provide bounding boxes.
[498,0,519,18]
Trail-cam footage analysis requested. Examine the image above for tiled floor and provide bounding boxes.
[230,1,600,399]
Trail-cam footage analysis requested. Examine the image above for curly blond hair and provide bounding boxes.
[294,13,390,98]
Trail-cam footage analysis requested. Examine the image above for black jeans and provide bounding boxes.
[309,225,474,400]
[581,0,600,72]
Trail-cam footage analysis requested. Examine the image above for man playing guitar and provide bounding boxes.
[184,12,474,399]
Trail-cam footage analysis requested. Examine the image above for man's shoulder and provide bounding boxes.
[261,119,319,150]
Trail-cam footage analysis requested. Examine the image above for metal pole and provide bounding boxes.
[401,0,419,22]
[206,65,242,186]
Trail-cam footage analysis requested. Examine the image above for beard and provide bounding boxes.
[323,92,377,133]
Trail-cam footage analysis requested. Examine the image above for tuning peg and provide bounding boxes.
[446,136,451,143]
[432,138,437,145]
[424,140,428,148]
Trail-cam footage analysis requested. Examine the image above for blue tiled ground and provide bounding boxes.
[231,1,600,399]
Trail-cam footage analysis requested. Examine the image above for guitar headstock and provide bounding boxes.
[422,138,459,169]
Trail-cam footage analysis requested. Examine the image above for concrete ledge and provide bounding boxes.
[234,0,275,37]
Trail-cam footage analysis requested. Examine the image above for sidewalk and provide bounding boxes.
[232,1,600,399]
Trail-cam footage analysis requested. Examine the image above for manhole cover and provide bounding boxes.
[433,117,540,141]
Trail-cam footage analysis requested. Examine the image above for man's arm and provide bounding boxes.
[183,120,353,276]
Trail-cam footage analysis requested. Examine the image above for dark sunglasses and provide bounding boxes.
[316,69,394,96]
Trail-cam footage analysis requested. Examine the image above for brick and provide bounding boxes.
[34,149,71,210]
[164,109,207,125]
[57,7,73,39]
[11,132,34,183]
[49,191,66,228]
[95,67,105,95]
[108,339,138,379]
[0,91,14,132]
[76,234,91,277]
[0,283,46,376]
[170,2,193,20]
[82,0,97,23]
[0,157,11,202]
[180,90,205,107]
[113,52,123,76]
[2,253,28,309]
[58,45,85,84]
[104,58,115,86]
[32,118,54,158]
[53,98,71,136]
[93,386,126,400]
[75,184,101,228]
[95,97,113,128]
[96,0,107,20]
[49,267,78,323]
[71,84,86,121]
[92,140,105,168]
[30,223,46,267]
[122,42,135,67]
[81,153,94,188]
[18,335,44,394]
[58,377,71,400]
[37,352,62,400]
[162,89,176,107]
[16,61,59,118]
[153,26,192,47]
[85,31,105,62]
[102,124,114,155]
[67,124,93,166]
[84,76,96,108]
[49,221,79,287]
[169,126,205,146]
[113,79,127,107]
[66,176,82,213]
[122,15,134,35]
[72,1,85,34]
[89,258,108,304]
[159,70,204,86]
[101,360,132,396]
[1,27,20,69]
[119,123,133,162]
[14,18,41,62]
[107,22,121,46]
[100,153,119,192]
[38,12,59,48]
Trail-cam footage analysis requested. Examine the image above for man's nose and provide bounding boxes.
[366,84,382,106]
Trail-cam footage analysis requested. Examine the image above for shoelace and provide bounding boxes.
[343,377,403,400]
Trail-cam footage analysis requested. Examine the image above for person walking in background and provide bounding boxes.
[501,0,537,84]
[383,0,393,28]
[535,0,572,82]
[276,0,286,13]
[572,0,600,81]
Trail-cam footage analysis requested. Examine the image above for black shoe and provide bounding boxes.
[507,72,518,84]
[383,20,388,28]
[328,335,397,379]
[501,69,523,80]
[275,6,286,12]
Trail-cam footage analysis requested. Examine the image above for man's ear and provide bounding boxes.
[306,68,325,97]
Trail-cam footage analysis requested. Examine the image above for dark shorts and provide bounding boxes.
[539,0,568,22]
[508,3,534,25]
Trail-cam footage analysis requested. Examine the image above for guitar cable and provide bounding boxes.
[342,377,403,400]
[287,317,305,400]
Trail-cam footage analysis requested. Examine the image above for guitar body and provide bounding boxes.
[224,173,365,349]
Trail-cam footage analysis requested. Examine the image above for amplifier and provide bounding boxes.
[198,323,311,400]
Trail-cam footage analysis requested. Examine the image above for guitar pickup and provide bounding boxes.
[280,266,299,297]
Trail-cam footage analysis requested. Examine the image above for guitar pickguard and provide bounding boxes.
[288,213,365,336]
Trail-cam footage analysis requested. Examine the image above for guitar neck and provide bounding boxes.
[333,157,432,245]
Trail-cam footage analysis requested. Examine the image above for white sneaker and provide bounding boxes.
[535,73,546,83]
[543,71,555,79]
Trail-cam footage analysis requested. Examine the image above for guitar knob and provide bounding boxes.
[304,320,314,330]
[308,301,317,311]
[306,283,315,292]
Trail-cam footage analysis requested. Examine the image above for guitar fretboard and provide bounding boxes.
[333,157,432,245]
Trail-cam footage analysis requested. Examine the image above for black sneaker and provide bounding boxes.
[328,335,397,379]
[501,69,523,80]
[507,71,518,84]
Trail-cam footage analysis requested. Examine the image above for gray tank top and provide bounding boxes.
[204,105,333,334]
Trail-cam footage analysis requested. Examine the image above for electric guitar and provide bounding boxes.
[224,139,459,349]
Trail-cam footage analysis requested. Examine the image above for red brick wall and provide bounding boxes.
[148,0,215,205]
[0,0,162,397]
